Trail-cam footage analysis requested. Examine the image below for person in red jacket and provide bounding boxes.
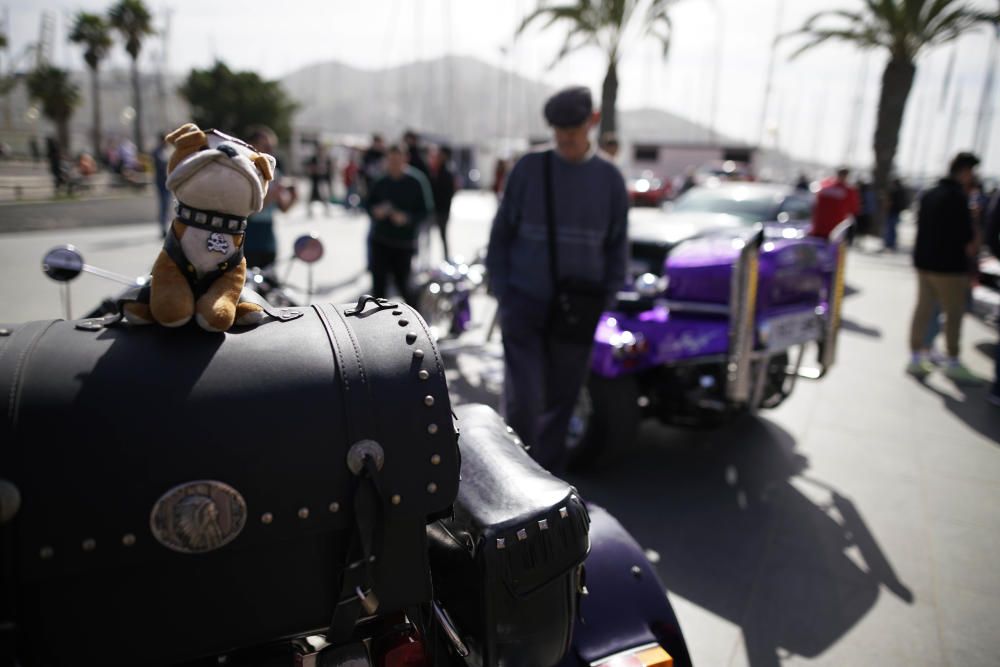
[810,167,860,240]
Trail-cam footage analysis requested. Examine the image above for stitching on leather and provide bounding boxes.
[6,320,58,430]
[332,305,367,387]
[314,304,350,395]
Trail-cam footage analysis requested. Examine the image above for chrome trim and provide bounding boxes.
[819,219,851,375]
[725,225,765,405]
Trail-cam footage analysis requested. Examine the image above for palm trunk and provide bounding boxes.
[90,65,102,159]
[872,57,916,237]
[57,118,71,156]
[130,57,144,153]
[599,58,619,138]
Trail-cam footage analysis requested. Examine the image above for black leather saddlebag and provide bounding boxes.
[0,298,460,666]
[428,404,590,667]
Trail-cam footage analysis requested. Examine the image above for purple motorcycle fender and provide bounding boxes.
[560,504,692,667]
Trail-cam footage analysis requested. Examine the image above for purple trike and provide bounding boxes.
[568,183,852,468]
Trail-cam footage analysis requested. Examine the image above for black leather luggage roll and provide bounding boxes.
[0,298,460,666]
[428,404,590,667]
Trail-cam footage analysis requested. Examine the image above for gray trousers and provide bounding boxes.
[498,288,593,472]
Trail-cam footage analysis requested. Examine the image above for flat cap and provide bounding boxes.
[544,86,593,128]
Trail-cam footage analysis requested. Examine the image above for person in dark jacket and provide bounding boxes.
[883,177,908,252]
[428,145,456,261]
[907,152,980,383]
[486,86,628,472]
[366,144,434,304]
[985,188,1000,404]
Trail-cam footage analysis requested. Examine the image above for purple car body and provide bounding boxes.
[578,184,849,443]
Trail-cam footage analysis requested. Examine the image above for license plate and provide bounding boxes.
[762,310,820,350]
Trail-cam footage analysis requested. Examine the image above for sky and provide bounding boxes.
[5,0,1000,177]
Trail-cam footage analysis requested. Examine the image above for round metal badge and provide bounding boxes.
[150,480,247,554]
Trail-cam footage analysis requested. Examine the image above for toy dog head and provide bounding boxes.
[164,123,276,218]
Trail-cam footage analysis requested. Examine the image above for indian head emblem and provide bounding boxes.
[150,480,247,554]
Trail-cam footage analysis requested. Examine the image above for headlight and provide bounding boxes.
[634,272,668,298]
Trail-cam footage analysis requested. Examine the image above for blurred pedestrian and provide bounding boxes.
[795,173,810,191]
[486,85,628,472]
[809,167,860,240]
[366,144,433,304]
[244,126,298,270]
[883,177,908,252]
[305,143,333,218]
[907,152,981,384]
[152,132,171,237]
[29,137,40,163]
[428,145,456,261]
[403,129,429,178]
[343,150,361,211]
[491,157,507,199]
[360,133,386,203]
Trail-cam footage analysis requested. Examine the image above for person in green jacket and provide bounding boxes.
[366,144,433,304]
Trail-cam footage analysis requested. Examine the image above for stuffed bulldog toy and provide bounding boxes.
[124,123,276,332]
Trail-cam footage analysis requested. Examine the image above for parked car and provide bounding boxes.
[628,170,672,207]
[569,182,849,467]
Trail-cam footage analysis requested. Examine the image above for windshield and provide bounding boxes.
[671,188,779,223]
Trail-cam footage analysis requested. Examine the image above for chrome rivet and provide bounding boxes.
[406,332,417,344]
[398,319,409,327]
[391,494,402,505]
[559,507,569,519]
[497,537,506,549]
[328,502,340,513]
[538,519,549,531]
[414,349,425,359]
[631,565,643,579]
[427,423,439,435]
[424,395,435,407]
[517,529,528,541]
[122,533,136,547]
[430,454,441,465]
[505,426,514,434]
[82,538,96,552]
[39,546,54,559]
[427,482,438,494]
[418,370,430,380]
[261,512,274,524]
[298,507,310,519]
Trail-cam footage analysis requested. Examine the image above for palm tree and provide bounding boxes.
[108,0,154,153]
[69,12,112,159]
[518,0,676,137]
[26,65,81,152]
[787,0,999,233]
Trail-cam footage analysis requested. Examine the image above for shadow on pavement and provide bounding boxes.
[840,317,881,338]
[913,379,1000,445]
[565,416,913,667]
[441,343,913,666]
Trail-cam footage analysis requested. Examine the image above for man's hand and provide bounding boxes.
[372,203,391,220]
[390,211,408,226]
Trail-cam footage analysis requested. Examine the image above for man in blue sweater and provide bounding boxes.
[486,86,629,471]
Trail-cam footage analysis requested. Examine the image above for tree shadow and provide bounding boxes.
[563,416,913,667]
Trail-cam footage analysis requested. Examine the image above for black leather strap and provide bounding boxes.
[314,303,384,642]
[72,285,302,331]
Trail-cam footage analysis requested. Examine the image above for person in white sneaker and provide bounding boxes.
[908,153,981,384]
